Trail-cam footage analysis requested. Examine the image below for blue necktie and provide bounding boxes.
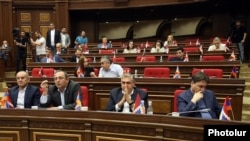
[198,99,212,119]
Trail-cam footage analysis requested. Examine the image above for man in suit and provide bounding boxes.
[70,48,83,63]
[177,72,221,119]
[106,73,148,113]
[9,71,40,108]
[169,47,185,62]
[40,70,83,110]
[97,36,112,49]
[60,27,71,49]
[40,48,65,63]
[46,23,61,52]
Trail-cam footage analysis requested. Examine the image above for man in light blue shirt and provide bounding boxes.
[98,55,123,78]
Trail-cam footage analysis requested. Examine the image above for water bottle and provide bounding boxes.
[140,100,145,114]
[147,101,153,115]
[134,69,138,78]
[109,41,112,48]
[93,57,96,63]
[159,56,163,62]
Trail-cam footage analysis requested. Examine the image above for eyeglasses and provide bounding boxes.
[100,61,107,65]
[121,81,132,85]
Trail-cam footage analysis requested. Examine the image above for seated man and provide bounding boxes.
[40,70,83,110]
[9,71,40,108]
[98,55,123,77]
[70,48,83,63]
[55,43,67,55]
[97,36,112,49]
[177,72,222,119]
[208,37,226,51]
[40,48,65,63]
[0,40,11,62]
[106,73,148,113]
[169,47,185,61]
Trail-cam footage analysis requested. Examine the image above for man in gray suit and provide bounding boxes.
[60,27,71,50]
[40,70,83,110]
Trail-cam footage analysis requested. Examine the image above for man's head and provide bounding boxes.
[61,27,67,34]
[3,40,8,45]
[235,20,241,27]
[75,48,83,58]
[102,36,108,44]
[175,47,184,59]
[81,31,86,36]
[100,55,112,71]
[46,48,53,57]
[16,71,30,89]
[34,31,41,38]
[56,43,62,51]
[20,31,26,38]
[54,70,69,91]
[121,73,136,93]
[212,37,221,48]
[191,72,210,93]
[49,23,55,30]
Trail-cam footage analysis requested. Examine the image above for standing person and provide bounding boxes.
[30,31,46,62]
[105,73,148,112]
[177,72,221,119]
[39,70,83,110]
[46,23,61,52]
[229,20,247,63]
[60,27,71,50]
[15,31,28,73]
[74,31,88,48]
[9,71,41,108]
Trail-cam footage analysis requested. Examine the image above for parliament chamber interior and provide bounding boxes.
[0,0,250,141]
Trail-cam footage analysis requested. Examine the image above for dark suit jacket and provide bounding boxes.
[177,89,222,119]
[39,80,82,110]
[40,54,65,63]
[106,87,148,112]
[169,57,184,62]
[74,66,94,77]
[70,55,78,62]
[9,85,41,108]
[46,29,61,48]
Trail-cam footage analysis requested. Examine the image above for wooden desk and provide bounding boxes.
[27,61,241,78]
[0,109,249,141]
[5,77,245,120]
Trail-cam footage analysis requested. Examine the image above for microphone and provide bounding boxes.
[167,108,211,117]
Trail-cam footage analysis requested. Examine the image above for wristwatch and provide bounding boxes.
[129,100,134,105]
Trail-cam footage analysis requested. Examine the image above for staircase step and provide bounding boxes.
[242,111,250,121]
[239,72,250,77]
[244,91,250,97]
[5,71,16,78]
[242,104,250,111]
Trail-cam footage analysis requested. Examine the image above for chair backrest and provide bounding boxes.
[183,47,199,52]
[202,55,224,61]
[136,55,156,62]
[143,67,170,78]
[94,68,99,76]
[184,39,198,46]
[167,54,176,61]
[192,68,223,78]
[173,89,185,112]
[99,49,114,54]
[112,57,126,63]
[81,86,89,106]
[31,68,54,77]
[123,67,131,74]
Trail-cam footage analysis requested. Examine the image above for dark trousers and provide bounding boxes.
[16,51,27,73]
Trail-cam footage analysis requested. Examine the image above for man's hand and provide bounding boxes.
[191,91,203,104]
[117,95,126,108]
[40,80,49,95]
[124,88,133,104]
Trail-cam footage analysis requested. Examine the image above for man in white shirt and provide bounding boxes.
[30,31,46,62]
[46,23,61,52]
[208,37,226,51]
[98,55,123,78]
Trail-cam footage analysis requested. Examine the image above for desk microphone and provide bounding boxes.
[167,108,211,117]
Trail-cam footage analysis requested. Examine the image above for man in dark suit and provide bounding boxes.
[46,23,61,52]
[40,70,83,110]
[177,72,221,119]
[169,47,185,62]
[70,48,83,63]
[106,73,148,113]
[40,48,65,63]
[9,71,40,108]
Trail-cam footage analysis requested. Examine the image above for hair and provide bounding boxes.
[126,40,134,50]
[101,55,112,64]
[78,56,88,69]
[55,70,69,79]
[213,37,221,43]
[176,46,184,52]
[192,72,210,83]
[46,48,53,53]
[121,73,136,83]
[155,40,163,47]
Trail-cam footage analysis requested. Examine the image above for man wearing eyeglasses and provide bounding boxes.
[39,70,83,110]
[98,55,123,78]
[105,73,148,113]
[177,72,221,119]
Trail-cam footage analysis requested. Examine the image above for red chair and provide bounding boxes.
[192,68,223,78]
[43,68,55,77]
[123,67,131,74]
[167,54,176,61]
[112,57,125,63]
[94,68,99,76]
[136,56,156,62]
[202,55,225,61]
[81,86,88,106]
[31,68,42,77]
[173,89,185,112]
[185,39,198,46]
[143,67,170,78]
[99,49,114,54]
[183,47,199,52]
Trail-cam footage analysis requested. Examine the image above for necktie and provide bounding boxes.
[197,99,212,119]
